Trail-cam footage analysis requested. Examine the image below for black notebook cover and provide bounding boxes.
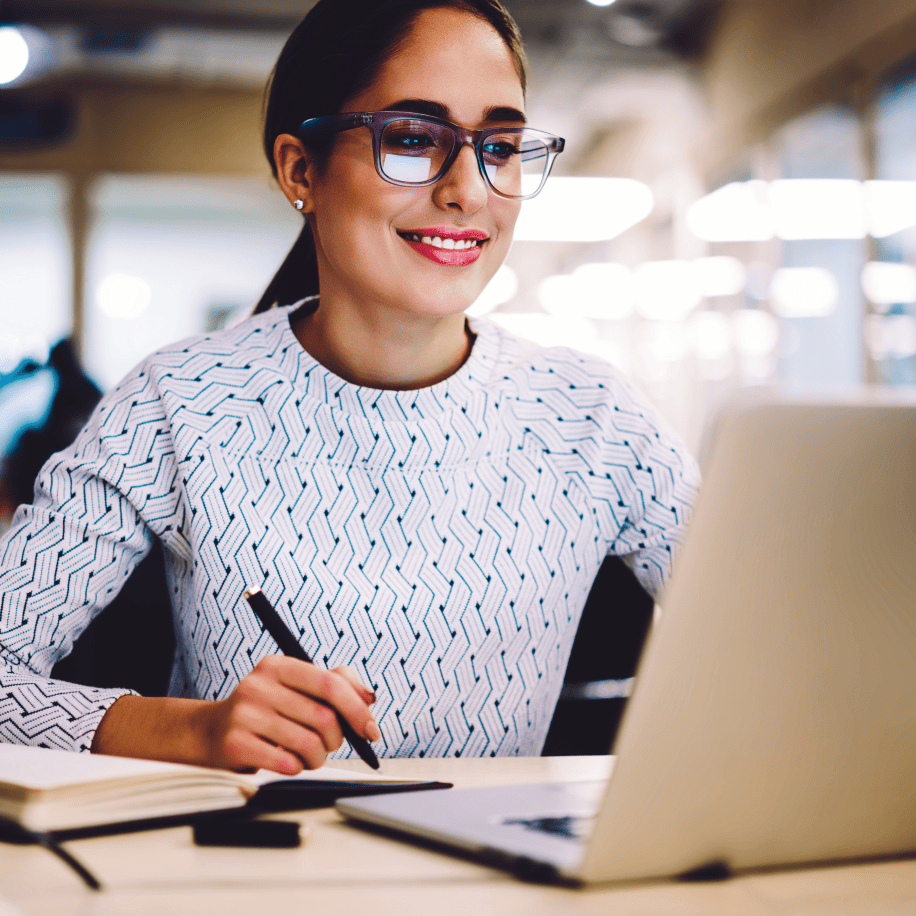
[0,779,452,843]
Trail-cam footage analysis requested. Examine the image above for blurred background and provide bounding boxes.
[2,0,916,476]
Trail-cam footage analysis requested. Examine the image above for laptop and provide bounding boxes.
[337,393,916,884]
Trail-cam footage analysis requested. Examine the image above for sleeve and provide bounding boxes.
[601,379,701,600]
[0,366,175,752]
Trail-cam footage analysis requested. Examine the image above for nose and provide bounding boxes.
[432,142,489,214]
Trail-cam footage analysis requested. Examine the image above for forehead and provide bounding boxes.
[347,7,525,121]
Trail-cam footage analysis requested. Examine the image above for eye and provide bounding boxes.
[383,128,438,155]
[482,139,519,165]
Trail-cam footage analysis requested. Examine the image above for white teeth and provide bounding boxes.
[409,233,481,249]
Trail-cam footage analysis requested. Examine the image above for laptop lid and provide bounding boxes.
[580,394,916,882]
[339,395,916,884]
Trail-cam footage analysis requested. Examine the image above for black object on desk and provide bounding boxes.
[193,817,301,848]
[0,819,101,890]
[247,778,453,812]
[243,586,381,770]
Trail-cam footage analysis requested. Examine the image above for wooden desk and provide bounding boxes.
[1,757,914,916]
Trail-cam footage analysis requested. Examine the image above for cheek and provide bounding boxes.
[313,146,390,223]
[490,200,521,258]
[498,199,523,231]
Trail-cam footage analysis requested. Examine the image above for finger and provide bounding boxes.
[335,665,377,705]
[219,725,307,776]
[257,712,336,768]
[235,675,346,756]
[248,676,344,752]
[276,692,346,754]
[278,662,381,744]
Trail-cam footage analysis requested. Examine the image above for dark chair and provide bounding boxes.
[0,339,176,697]
[50,541,176,696]
[542,556,654,755]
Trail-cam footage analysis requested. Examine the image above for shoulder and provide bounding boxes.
[142,303,295,377]
[83,304,302,448]
[470,316,697,474]
[470,315,650,417]
[103,304,298,399]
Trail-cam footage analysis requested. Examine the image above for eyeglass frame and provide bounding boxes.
[296,110,565,201]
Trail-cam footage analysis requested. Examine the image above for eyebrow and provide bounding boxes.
[384,98,527,125]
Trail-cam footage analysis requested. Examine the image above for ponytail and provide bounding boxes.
[253,222,319,313]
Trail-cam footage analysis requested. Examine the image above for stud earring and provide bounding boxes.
[293,199,304,211]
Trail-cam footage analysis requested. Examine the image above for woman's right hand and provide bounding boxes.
[91,659,380,773]
[202,656,381,773]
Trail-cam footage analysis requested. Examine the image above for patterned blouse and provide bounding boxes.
[0,303,700,755]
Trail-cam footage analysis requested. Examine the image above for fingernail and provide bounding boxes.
[366,719,382,743]
[364,690,377,704]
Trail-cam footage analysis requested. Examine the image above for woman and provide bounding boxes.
[0,0,699,772]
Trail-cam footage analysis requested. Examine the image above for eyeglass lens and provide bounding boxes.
[379,119,550,198]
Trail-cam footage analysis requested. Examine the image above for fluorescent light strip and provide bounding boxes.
[687,179,916,242]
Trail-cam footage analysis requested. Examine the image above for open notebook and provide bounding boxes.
[0,745,448,838]
[338,394,916,884]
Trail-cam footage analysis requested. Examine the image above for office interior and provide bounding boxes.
[1,0,915,741]
[0,8,914,909]
[2,0,916,454]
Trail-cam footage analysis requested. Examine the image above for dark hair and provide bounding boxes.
[254,0,527,313]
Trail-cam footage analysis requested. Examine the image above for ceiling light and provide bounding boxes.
[865,180,916,238]
[539,263,636,320]
[861,261,916,307]
[514,177,653,242]
[586,0,617,5]
[770,267,839,318]
[733,310,779,356]
[688,179,873,242]
[634,261,701,320]
[865,314,916,359]
[770,179,866,240]
[690,311,732,361]
[693,256,746,297]
[96,273,152,320]
[489,313,598,352]
[572,262,635,319]
[0,27,30,85]
[686,181,773,242]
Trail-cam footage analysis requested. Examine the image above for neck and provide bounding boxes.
[291,297,473,390]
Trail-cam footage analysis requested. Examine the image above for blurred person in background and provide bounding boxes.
[0,0,699,770]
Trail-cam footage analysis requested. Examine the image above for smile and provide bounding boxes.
[397,228,488,266]
[401,233,481,250]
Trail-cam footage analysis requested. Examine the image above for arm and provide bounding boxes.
[600,379,701,599]
[0,443,153,750]
[0,352,380,770]
[1,464,380,769]
[91,658,381,773]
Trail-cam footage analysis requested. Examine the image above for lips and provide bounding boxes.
[398,227,488,266]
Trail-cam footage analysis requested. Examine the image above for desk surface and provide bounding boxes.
[1,756,914,916]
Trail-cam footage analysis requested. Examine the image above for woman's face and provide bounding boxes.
[303,7,525,320]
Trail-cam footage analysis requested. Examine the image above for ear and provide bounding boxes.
[274,133,318,213]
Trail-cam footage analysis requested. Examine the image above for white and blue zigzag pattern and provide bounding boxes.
[0,305,699,755]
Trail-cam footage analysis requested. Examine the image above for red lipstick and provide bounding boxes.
[398,227,488,266]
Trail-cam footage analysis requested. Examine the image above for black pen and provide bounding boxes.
[242,586,381,770]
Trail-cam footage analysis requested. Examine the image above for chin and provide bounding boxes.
[387,276,487,319]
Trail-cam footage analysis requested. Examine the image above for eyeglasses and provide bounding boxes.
[297,110,565,201]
